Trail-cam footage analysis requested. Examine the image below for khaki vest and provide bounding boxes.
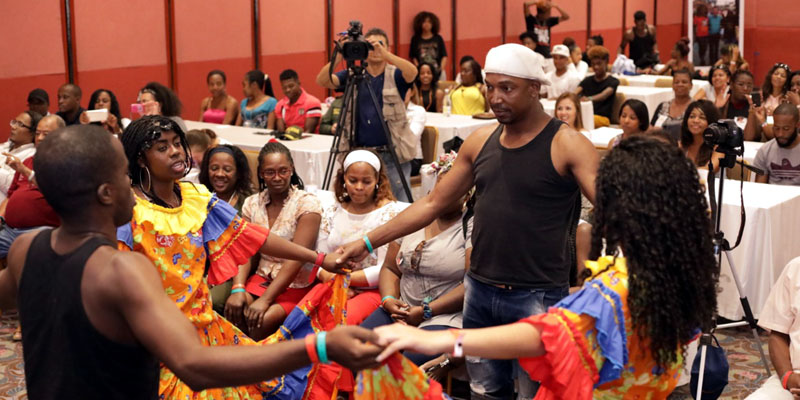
[339,64,416,163]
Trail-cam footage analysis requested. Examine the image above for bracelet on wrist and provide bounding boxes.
[316,331,330,364]
[422,296,433,320]
[363,235,375,254]
[448,329,464,358]
[305,334,320,364]
[230,288,246,294]
[232,283,246,290]
[314,252,326,268]
[381,295,397,306]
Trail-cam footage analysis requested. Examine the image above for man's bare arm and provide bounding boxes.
[554,127,598,204]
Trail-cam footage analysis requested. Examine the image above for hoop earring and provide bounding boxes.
[139,166,152,193]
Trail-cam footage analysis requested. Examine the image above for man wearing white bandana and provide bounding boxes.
[339,43,599,399]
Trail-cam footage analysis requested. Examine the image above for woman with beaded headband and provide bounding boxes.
[117,115,345,399]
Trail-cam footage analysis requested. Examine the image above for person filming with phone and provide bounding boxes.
[316,26,418,202]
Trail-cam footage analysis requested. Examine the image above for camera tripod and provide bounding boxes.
[695,153,770,400]
[321,54,413,202]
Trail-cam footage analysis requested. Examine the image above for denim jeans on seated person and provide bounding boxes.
[462,273,569,400]
[361,306,449,366]
[378,152,412,203]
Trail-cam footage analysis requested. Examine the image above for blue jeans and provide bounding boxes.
[462,274,569,400]
[0,226,42,258]
[378,152,412,202]
[361,306,450,366]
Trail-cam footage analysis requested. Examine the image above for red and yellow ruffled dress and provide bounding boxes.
[517,256,691,400]
[117,182,309,400]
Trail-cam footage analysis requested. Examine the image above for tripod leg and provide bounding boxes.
[723,250,772,376]
[323,74,357,190]
[696,343,708,400]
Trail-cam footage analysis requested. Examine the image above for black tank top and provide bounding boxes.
[470,119,579,288]
[19,229,159,400]
[630,28,655,64]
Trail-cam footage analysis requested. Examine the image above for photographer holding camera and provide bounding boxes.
[316,26,418,202]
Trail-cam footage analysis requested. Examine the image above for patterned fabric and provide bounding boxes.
[117,182,310,400]
[354,353,447,400]
[242,186,322,288]
[517,256,687,400]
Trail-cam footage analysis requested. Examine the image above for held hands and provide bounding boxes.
[373,323,453,362]
[321,251,351,275]
[325,326,384,370]
[335,238,370,266]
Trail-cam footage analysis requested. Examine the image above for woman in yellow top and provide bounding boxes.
[451,58,488,116]
[117,115,346,399]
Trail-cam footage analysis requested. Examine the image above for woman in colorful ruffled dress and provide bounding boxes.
[117,115,344,399]
[370,136,719,399]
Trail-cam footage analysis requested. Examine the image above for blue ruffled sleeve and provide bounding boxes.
[202,194,238,244]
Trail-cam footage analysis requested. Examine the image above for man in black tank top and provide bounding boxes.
[619,11,660,71]
[338,43,600,399]
[0,125,382,399]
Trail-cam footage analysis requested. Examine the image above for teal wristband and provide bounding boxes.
[316,331,330,364]
[381,295,397,304]
[230,288,246,294]
[363,235,374,254]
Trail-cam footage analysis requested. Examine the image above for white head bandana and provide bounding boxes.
[484,43,551,86]
[343,150,381,173]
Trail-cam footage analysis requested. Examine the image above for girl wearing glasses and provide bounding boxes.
[224,142,322,340]
[360,151,469,368]
[2,112,40,203]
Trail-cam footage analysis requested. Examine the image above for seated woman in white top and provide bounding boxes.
[224,142,321,340]
[555,93,586,132]
[317,149,407,326]
[360,152,469,366]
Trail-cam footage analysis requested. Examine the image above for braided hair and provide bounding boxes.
[120,115,192,208]
[257,141,304,191]
[589,136,717,370]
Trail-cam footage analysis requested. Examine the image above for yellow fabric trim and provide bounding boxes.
[584,256,627,279]
[132,182,211,236]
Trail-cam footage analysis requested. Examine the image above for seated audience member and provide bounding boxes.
[225,142,321,339]
[747,257,800,399]
[715,44,749,75]
[317,149,406,326]
[700,65,731,108]
[570,44,589,76]
[138,82,187,132]
[0,115,65,258]
[372,136,718,399]
[185,128,222,183]
[0,111,40,202]
[0,124,381,399]
[658,38,694,76]
[680,100,724,170]
[582,34,603,63]
[753,104,800,185]
[361,153,468,366]
[408,62,444,112]
[80,88,124,135]
[236,70,277,129]
[519,32,548,72]
[409,11,448,78]
[55,83,85,126]
[450,59,487,116]
[577,46,619,127]
[454,55,488,84]
[319,95,343,135]
[788,71,800,106]
[275,69,322,133]
[721,70,753,130]
[406,102,427,176]
[651,69,693,141]
[555,92,585,132]
[609,99,649,148]
[27,89,49,117]
[762,62,792,115]
[198,144,253,214]
[200,69,238,125]
[544,45,581,99]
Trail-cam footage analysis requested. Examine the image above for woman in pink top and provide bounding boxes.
[199,69,238,125]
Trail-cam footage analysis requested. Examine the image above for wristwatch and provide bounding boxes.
[422,296,433,320]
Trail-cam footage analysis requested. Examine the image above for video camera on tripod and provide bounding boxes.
[703,120,744,169]
[339,21,373,62]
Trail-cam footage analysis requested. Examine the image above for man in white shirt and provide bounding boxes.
[754,104,800,186]
[746,257,800,399]
[544,45,581,99]
[0,111,40,202]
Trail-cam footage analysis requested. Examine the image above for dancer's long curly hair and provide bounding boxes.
[588,136,718,370]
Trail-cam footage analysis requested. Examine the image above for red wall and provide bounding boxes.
[2,0,799,142]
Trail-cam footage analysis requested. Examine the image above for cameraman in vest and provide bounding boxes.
[317,27,418,202]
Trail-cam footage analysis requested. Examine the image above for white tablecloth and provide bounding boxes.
[742,141,764,165]
[616,86,675,116]
[541,99,595,131]
[582,127,623,149]
[184,120,333,188]
[615,74,711,98]
[425,112,497,156]
[714,181,800,319]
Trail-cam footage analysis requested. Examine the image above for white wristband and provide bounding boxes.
[363,265,381,287]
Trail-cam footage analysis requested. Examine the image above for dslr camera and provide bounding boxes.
[341,20,373,62]
[703,120,744,156]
